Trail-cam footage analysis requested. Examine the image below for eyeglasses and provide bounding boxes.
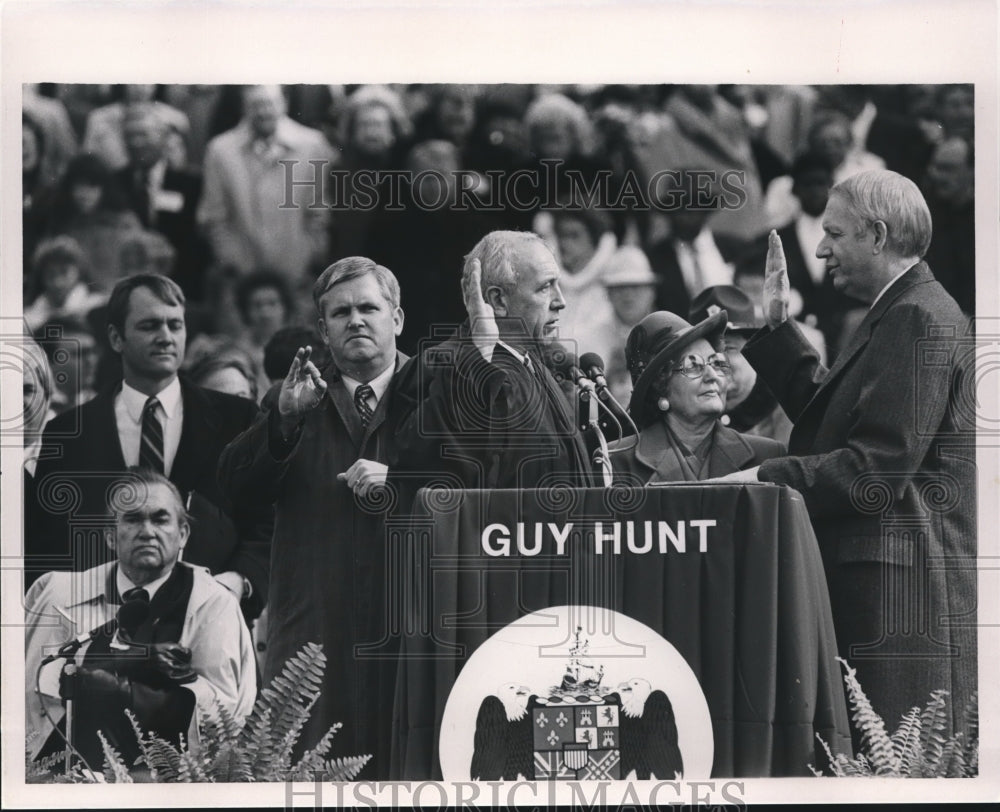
[669,353,733,379]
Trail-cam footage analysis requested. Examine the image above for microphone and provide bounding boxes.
[40,598,152,666]
[41,619,118,666]
[547,343,595,392]
[117,598,152,640]
[579,353,638,438]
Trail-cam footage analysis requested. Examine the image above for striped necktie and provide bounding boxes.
[354,384,375,428]
[139,396,165,473]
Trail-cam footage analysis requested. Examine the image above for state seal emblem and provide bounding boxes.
[439,606,713,781]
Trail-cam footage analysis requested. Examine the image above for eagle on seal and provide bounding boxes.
[470,683,536,780]
[610,677,684,779]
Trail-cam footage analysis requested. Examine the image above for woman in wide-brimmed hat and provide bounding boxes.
[609,309,786,483]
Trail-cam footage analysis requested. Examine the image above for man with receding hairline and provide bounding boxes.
[390,230,593,507]
[26,467,255,769]
[714,170,976,739]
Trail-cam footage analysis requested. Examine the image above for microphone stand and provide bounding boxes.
[581,386,613,487]
[63,663,76,775]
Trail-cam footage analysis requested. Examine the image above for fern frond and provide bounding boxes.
[961,691,978,774]
[97,731,133,783]
[916,689,949,776]
[239,642,326,778]
[268,693,321,780]
[940,736,967,778]
[208,743,254,782]
[837,658,899,774]
[26,747,71,784]
[288,722,343,780]
[126,709,183,782]
[241,704,275,776]
[890,707,922,776]
[320,754,372,782]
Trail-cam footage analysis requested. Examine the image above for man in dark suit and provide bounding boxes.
[646,176,749,318]
[116,106,207,299]
[389,230,593,502]
[740,152,859,361]
[30,274,269,620]
[716,170,977,738]
[218,257,408,777]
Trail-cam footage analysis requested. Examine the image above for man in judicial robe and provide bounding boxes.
[26,468,255,770]
[389,230,594,508]
[386,231,594,779]
[218,257,408,777]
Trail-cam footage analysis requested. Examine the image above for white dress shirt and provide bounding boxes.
[342,362,395,409]
[675,228,735,296]
[795,213,827,287]
[870,262,918,311]
[115,565,172,604]
[115,377,184,475]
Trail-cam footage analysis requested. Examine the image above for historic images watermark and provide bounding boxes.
[279,159,750,214]
[283,777,747,810]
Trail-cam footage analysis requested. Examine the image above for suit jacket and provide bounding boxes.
[29,377,270,618]
[388,327,594,511]
[608,419,785,484]
[114,163,208,297]
[217,353,408,778]
[646,231,748,317]
[743,262,977,733]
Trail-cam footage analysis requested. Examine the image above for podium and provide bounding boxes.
[387,482,852,779]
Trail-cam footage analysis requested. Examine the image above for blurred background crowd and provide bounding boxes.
[22,82,975,417]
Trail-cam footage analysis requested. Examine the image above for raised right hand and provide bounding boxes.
[277,346,327,427]
[462,258,499,350]
[763,229,790,330]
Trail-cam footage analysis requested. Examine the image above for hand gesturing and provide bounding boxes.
[278,346,327,430]
[763,229,790,329]
[462,258,499,350]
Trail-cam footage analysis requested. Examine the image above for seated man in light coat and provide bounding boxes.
[26,467,255,772]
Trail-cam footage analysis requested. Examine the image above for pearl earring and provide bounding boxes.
[657,397,670,412]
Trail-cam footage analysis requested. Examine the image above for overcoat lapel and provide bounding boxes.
[804,264,929,411]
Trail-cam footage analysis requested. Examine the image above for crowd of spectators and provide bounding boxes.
[23,82,975,414]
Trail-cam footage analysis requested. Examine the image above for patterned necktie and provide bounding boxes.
[354,384,375,427]
[139,396,164,473]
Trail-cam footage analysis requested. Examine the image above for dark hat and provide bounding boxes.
[625,309,728,427]
[688,285,761,333]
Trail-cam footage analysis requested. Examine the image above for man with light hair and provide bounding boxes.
[716,169,976,741]
[198,85,335,295]
[390,230,593,502]
[219,255,408,777]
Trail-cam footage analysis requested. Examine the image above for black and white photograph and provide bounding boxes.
[2,1,997,808]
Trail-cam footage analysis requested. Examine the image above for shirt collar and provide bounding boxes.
[495,340,529,366]
[341,361,394,403]
[116,564,173,603]
[870,261,918,310]
[121,376,182,422]
[238,117,295,153]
